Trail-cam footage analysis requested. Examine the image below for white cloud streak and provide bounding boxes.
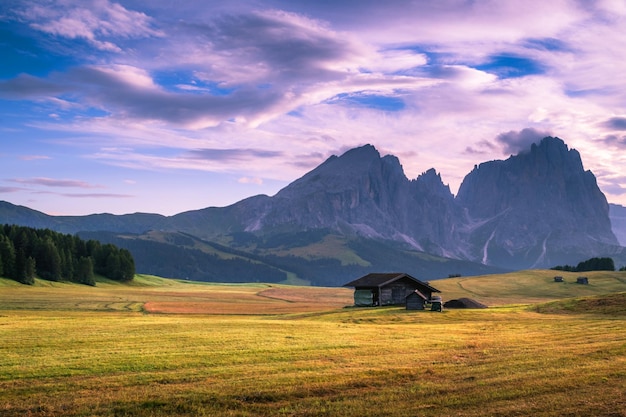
[23,0,163,52]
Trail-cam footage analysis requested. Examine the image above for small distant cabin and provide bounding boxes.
[577,276,589,285]
[554,276,564,282]
[343,273,441,307]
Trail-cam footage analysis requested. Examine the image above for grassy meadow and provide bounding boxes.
[1,271,626,416]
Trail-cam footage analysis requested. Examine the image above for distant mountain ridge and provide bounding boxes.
[1,136,625,284]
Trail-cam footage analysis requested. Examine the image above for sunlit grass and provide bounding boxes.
[434,269,626,305]
[1,272,625,416]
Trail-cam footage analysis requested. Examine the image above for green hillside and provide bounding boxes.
[77,229,507,286]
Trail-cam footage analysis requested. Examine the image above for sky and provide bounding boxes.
[1,0,626,216]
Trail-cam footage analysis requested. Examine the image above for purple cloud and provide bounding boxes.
[601,134,626,148]
[10,177,103,188]
[186,148,283,161]
[603,117,626,131]
[0,74,66,99]
[496,128,552,155]
[23,0,163,52]
[19,155,52,161]
[0,186,25,193]
[61,193,133,198]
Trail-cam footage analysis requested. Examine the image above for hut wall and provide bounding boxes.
[381,279,428,305]
[380,287,393,305]
[354,289,374,306]
[406,293,426,310]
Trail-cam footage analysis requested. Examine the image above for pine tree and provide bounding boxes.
[0,235,16,280]
[76,256,95,286]
[118,249,136,282]
[36,238,62,281]
[21,256,36,285]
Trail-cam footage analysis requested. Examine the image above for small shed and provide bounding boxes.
[344,273,441,307]
[554,276,564,282]
[577,276,589,284]
[406,290,429,310]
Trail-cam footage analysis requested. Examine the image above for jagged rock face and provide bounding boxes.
[266,145,404,232]
[610,204,626,246]
[405,169,465,256]
[244,145,460,254]
[456,137,618,268]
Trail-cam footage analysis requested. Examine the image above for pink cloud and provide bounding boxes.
[11,177,104,189]
[19,155,52,161]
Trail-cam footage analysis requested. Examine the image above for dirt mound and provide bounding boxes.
[443,298,488,309]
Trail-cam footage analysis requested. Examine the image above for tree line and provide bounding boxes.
[0,224,135,285]
[551,257,625,272]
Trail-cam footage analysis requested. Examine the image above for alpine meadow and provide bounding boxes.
[1,271,625,417]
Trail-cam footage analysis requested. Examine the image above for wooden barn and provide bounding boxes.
[344,273,441,307]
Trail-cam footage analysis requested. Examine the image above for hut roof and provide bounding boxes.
[406,289,429,300]
[343,272,440,293]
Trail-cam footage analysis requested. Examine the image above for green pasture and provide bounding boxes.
[434,269,626,305]
[1,271,625,416]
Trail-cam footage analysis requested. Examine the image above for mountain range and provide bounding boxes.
[1,136,625,285]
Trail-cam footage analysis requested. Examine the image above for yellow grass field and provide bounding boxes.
[1,271,625,416]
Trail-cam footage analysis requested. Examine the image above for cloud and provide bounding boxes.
[186,148,284,162]
[278,0,585,44]
[10,177,103,188]
[600,182,626,197]
[603,117,626,130]
[363,49,428,73]
[495,128,553,155]
[60,193,133,198]
[0,73,66,99]
[163,8,368,91]
[0,186,25,193]
[21,0,163,52]
[19,155,52,161]
[238,177,263,185]
[0,65,280,128]
[601,134,626,148]
[0,59,435,129]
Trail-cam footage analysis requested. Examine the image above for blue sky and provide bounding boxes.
[1,0,626,215]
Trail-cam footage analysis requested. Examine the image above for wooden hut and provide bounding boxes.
[344,273,441,307]
[405,290,429,310]
[576,276,589,284]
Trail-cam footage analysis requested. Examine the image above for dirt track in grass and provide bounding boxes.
[143,285,353,314]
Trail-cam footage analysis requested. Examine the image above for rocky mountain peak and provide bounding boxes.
[276,144,384,197]
[414,168,452,199]
[456,136,618,268]
[523,136,585,176]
